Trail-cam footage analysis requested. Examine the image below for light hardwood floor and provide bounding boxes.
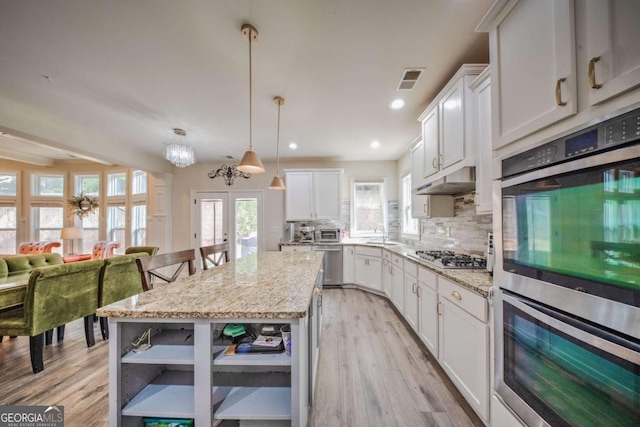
[0,289,482,427]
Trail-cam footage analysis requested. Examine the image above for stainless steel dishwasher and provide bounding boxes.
[312,245,343,287]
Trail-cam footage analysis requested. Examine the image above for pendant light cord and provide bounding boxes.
[276,101,281,175]
[248,28,253,151]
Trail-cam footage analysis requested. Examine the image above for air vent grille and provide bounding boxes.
[396,68,424,91]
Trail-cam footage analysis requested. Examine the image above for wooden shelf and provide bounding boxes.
[214,387,291,420]
[213,346,291,366]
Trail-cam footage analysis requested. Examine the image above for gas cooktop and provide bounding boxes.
[408,250,486,269]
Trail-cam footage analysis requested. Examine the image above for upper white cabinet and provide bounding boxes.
[284,169,343,221]
[410,136,425,191]
[478,0,640,151]
[418,65,487,180]
[586,0,640,106]
[469,69,493,215]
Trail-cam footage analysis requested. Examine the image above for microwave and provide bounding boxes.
[315,228,342,242]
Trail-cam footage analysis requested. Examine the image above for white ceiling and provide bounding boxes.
[0,0,493,170]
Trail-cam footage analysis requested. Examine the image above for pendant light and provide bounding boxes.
[269,96,286,190]
[237,24,265,174]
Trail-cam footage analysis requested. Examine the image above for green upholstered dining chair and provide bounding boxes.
[125,246,159,256]
[97,253,147,340]
[0,259,104,373]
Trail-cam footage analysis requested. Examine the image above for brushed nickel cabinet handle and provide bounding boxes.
[588,56,602,89]
[417,286,422,298]
[432,157,438,168]
[452,291,462,300]
[437,301,442,316]
[555,78,567,106]
[412,283,417,294]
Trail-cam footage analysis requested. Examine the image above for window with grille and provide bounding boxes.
[350,179,387,236]
[402,174,418,236]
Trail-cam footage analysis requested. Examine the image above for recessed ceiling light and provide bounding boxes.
[289,142,297,149]
[390,99,405,109]
[371,141,381,148]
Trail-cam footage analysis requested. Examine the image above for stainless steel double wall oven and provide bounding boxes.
[495,107,640,426]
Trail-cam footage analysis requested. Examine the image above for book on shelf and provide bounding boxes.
[253,335,283,347]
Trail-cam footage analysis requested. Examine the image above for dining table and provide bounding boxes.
[0,273,31,311]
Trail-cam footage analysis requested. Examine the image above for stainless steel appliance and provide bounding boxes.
[282,222,295,243]
[299,225,315,243]
[485,232,494,274]
[314,227,342,243]
[407,250,486,269]
[495,107,640,426]
[312,245,343,286]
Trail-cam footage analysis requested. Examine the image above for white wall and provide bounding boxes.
[170,159,398,252]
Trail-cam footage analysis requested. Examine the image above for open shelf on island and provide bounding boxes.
[213,346,292,366]
[122,384,194,418]
[214,387,291,420]
[122,328,194,365]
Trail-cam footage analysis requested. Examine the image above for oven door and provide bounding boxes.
[496,290,640,427]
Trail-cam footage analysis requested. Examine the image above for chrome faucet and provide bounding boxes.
[374,224,387,244]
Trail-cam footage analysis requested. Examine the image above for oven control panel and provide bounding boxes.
[503,107,640,178]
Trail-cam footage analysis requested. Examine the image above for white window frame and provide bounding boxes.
[349,177,387,237]
[0,171,18,254]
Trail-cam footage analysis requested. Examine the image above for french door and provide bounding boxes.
[192,191,263,265]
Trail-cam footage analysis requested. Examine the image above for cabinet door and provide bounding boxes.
[473,73,493,214]
[410,140,425,190]
[439,79,465,169]
[355,255,367,288]
[418,270,438,357]
[381,259,392,298]
[438,297,489,422]
[404,272,418,332]
[586,0,640,106]
[391,265,405,314]
[285,172,313,220]
[343,246,355,284]
[422,106,439,178]
[313,171,341,220]
[492,0,576,148]
[367,257,382,291]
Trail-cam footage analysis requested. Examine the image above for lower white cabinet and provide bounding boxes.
[343,245,355,284]
[417,266,439,357]
[438,278,489,423]
[280,245,312,252]
[381,251,392,298]
[390,263,404,314]
[355,247,382,291]
[403,261,419,332]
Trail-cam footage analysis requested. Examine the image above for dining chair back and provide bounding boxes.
[125,246,159,256]
[135,249,196,291]
[91,241,121,259]
[199,242,230,270]
[18,241,61,255]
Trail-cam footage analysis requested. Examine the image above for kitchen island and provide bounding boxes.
[97,251,324,427]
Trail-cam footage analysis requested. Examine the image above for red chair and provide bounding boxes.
[91,241,121,259]
[18,241,61,254]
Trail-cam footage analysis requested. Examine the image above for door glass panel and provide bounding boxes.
[200,198,225,246]
[235,198,257,259]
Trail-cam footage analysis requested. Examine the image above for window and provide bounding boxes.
[75,174,99,196]
[107,204,126,253]
[0,173,17,196]
[31,206,64,253]
[107,172,126,196]
[81,209,100,254]
[402,174,419,236]
[131,203,146,246]
[132,170,147,195]
[31,173,64,196]
[350,179,386,236]
[0,205,17,254]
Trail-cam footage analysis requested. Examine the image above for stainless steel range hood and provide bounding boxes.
[414,167,476,195]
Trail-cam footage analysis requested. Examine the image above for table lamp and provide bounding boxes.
[61,227,83,255]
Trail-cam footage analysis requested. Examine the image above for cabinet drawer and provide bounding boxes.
[403,259,417,277]
[392,253,404,269]
[439,278,487,323]
[356,246,382,258]
[418,266,437,291]
[382,250,391,261]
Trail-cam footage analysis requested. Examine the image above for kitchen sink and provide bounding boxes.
[365,240,400,246]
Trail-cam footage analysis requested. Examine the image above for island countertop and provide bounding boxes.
[97,251,324,319]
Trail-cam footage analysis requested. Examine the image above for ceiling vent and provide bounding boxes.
[396,68,424,91]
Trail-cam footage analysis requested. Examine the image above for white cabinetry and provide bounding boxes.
[586,0,640,106]
[390,254,404,314]
[417,266,439,357]
[438,278,489,423]
[403,261,419,332]
[284,169,342,221]
[410,136,425,191]
[469,69,493,214]
[412,194,454,219]
[355,246,382,292]
[418,65,487,180]
[343,245,356,285]
[382,251,392,298]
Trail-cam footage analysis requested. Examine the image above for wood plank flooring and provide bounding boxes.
[0,289,483,427]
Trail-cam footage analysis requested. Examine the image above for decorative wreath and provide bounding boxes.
[67,193,99,218]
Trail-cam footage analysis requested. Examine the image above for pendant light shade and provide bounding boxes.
[237,23,265,174]
[269,96,286,190]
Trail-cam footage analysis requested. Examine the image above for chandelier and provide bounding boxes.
[164,128,195,168]
[208,164,251,186]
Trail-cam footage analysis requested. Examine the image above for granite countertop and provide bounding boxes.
[281,238,493,298]
[97,252,324,320]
